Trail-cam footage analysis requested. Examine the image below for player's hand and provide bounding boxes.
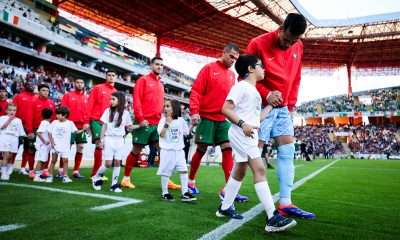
[28,133,35,139]
[267,91,283,107]
[82,124,90,131]
[191,114,200,125]
[241,123,258,138]
[140,120,149,127]
[45,141,50,145]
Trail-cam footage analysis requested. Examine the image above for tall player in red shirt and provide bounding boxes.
[87,70,117,177]
[246,13,315,219]
[61,78,89,178]
[121,57,166,189]
[188,43,248,202]
[13,82,36,175]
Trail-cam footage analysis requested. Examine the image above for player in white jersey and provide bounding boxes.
[0,104,26,180]
[217,54,296,232]
[33,108,53,182]
[47,107,80,183]
[92,92,134,193]
[157,99,196,202]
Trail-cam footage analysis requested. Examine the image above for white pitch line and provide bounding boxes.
[198,159,340,240]
[0,182,142,211]
[0,224,26,232]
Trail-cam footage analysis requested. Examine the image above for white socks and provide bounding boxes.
[180,173,189,194]
[254,181,276,219]
[112,166,120,186]
[161,176,169,195]
[221,177,242,210]
[95,165,107,178]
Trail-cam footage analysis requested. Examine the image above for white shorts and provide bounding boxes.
[103,136,124,160]
[51,146,70,159]
[35,143,51,162]
[0,134,19,153]
[228,126,261,163]
[157,149,187,177]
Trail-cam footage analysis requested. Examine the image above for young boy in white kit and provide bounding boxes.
[48,107,81,183]
[157,99,196,202]
[92,92,134,193]
[217,54,296,232]
[0,104,25,180]
[33,108,53,182]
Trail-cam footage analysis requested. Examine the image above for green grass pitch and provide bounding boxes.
[1,159,399,240]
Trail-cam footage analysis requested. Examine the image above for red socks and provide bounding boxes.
[221,148,234,182]
[189,149,206,180]
[91,147,102,176]
[74,152,83,172]
[21,151,29,168]
[124,152,139,177]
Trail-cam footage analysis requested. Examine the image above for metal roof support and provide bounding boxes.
[346,63,353,97]
[156,35,161,57]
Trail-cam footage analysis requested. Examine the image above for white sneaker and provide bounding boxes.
[110,184,122,193]
[62,176,73,183]
[33,175,45,182]
[92,177,102,191]
[46,176,53,183]
[19,168,29,175]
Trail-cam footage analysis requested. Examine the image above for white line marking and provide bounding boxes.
[0,182,142,211]
[0,224,26,232]
[198,159,340,240]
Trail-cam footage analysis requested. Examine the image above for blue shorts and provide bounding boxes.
[258,107,294,142]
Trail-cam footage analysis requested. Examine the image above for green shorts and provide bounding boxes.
[90,120,103,144]
[71,131,88,145]
[132,125,158,145]
[195,118,230,145]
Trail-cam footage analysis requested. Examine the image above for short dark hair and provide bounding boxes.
[283,13,307,36]
[56,106,70,118]
[74,78,84,82]
[41,108,53,119]
[224,43,240,53]
[151,57,163,64]
[0,85,6,91]
[169,99,181,120]
[234,54,259,78]
[38,84,49,91]
[106,70,116,75]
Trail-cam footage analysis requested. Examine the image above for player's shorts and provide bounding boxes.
[35,143,51,162]
[258,107,294,143]
[0,134,20,153]
[23,135,36,152]
[131,125,158,145]
[195,118,230,145]
[157,149,187,177]
[51,147,70,159]
[71,131,88,145]
[228,126,260,163]
[90,120,102,144]
[103,136,125,160]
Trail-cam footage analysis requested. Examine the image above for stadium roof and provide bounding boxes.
[56,0,400,68]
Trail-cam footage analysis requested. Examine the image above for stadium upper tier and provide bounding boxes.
[0,0,194,92]
[296,87,400,115]
[57,0,400,68]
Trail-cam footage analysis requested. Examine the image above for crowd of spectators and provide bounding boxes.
[295,125,343,158]
[348,125,400,155]
[296,87,400,114]
[294,124,400,157]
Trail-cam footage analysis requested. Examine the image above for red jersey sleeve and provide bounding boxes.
[133,77,145,123]
[60,93,69,108]
[86,86,98,121]
[288,54,302,111]
[189,65,208,115]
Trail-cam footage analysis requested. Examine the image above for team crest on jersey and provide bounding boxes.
[293,53,298,59]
